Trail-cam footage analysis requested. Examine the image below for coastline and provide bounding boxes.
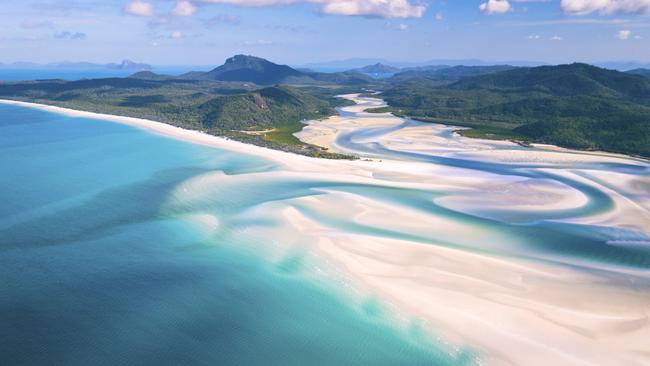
[0,98,314,167]
[2,97,650,366]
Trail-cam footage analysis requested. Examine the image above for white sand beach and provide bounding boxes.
[3,96,650,366]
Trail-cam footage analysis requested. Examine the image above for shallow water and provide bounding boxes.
[2,96,650,365]
[0,104,475,365]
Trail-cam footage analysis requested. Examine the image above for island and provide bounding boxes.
[1,55,649,158]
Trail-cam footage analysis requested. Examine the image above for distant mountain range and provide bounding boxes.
[300,58,650,72]
[0,60,152,71]
[627,68,650,78]
[596,62,650,71]
[133,54,374,86]
[349,63,400,74]
[391,65,518,83]
[299,58,544,72]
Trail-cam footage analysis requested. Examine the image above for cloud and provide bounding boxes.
[527,34,541,39]
[203,14,241,26]
[480,0,512,14]
[170,31,183,39]
[503,18,633,25]
[123,1,154,16]
[435,11,444,20]
[172,1,198,16]
[618,29,632,39]
[54,31,87,40]
[561,0,650,15]
[550,34,563,40]
[197,0,426,18]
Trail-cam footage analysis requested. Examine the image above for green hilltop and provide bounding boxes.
[377,63,650,157]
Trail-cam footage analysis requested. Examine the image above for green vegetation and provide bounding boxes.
[175,54,375,86]
[380,63,650,157]
[626,68,650,79]
[0,76,353,158]
[456,127,526,141]
[2,56,649,159]
[389,65,517,86]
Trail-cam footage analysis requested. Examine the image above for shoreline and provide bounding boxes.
[373,109,650,163]
[0,98,319,168]
[2,97,650,366]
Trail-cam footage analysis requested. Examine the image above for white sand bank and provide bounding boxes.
[3,96,650,366]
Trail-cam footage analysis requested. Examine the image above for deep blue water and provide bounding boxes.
[0,105,473,365]
[0,66,211,82]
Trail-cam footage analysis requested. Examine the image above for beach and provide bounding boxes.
[2,95,649,366]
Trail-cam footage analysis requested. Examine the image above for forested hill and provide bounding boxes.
[181,55,303,84]
[391,65,517,83]
[377,63,650,158]
[450,63,650,102]
[0,76,353,158]
[176,55,373,86]
[627,68,650,79]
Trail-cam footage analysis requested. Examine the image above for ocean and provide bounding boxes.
[0,104,474,365]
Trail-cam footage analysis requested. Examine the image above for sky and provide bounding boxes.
[1,0,649,65]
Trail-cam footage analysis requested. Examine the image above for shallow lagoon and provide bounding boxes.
[0,104,473,365]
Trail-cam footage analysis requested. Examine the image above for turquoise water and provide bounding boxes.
[2,100,650,365]
[0,105,474,365]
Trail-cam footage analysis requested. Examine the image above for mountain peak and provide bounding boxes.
[200,55,303,84]
[226,54,265,64]
[109,59,152,70]
[351,63,400,74]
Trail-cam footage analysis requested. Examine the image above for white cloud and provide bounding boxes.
[550,34,563,40]
[435,11,444,20]
[527,34,541,39]
[170,31,182,39]
[618,29,632,39]
[561,0,650,15]
[123,1,154,16]
[172,1,198,16]
[197,0,426,18]
[398,23,408,30]
[480,0,512,14]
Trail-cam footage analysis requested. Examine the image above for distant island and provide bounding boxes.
[0,59,152,71]
[0,55,649,158]
[349,63,401,75]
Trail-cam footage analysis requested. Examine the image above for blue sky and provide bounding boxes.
[1,0,649,65]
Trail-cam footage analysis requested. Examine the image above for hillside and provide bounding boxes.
[0,76,352,158]
[184,55,302,84]
[627,68,650,79]
[178,55,374,86]
[450,63,650,102]
[378,63,650,157]
[392,65,517,83]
